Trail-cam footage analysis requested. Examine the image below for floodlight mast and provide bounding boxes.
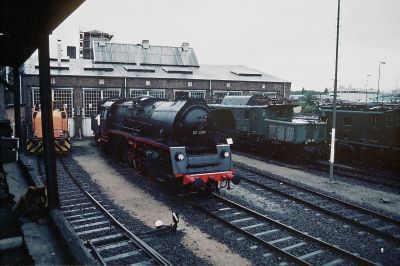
[329,0,341,183]
[377,61,386,102]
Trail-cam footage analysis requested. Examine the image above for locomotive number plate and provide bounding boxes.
[192,130,206,135]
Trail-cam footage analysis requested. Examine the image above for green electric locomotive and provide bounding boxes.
[319,102,400,169]
[210,95,327,161]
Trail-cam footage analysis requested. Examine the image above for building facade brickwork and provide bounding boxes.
[20,38,291,138]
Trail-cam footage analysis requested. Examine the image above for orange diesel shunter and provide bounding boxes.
[27,101,71,153]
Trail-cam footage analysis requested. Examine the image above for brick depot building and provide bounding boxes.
[21,39,291,137]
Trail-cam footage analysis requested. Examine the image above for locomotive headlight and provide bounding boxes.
[175,153,185,161]
[221,150,230,158]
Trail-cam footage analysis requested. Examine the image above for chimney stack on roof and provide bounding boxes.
[181,42,189,51]
[142,40,150,49]
[57,39,62,67]
[136,44,141,66]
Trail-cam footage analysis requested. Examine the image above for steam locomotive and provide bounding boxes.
[210,95,327,161]
[91,96,240,191]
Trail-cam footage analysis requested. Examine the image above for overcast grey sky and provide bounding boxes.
[49,0,400,92]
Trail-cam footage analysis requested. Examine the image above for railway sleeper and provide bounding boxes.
[88,233,125,246]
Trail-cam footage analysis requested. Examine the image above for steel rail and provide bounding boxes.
[237,168,400,244]
[235,164,400,226]
[208,193,375,265]
[315,160,400,189]
[58,158,172,266]
[192,202,311,265]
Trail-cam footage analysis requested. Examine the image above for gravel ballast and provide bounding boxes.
[60,139,400,265]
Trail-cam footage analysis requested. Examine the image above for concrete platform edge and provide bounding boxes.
[18,154,97,265]
[50,209,98,265]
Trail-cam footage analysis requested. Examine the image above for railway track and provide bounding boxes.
[38,157,171,265]
[314,160,400,189]
[234,165,400,245]
[193,193,375,265]
[233,150,400,189]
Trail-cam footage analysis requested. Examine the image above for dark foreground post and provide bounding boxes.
[38,32,59,208]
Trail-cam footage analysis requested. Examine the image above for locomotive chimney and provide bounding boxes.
[57,39,62,67]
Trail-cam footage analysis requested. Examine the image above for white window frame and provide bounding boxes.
[32,87,74,117]
[82,88,121,117]
[129,89,165,99]
[173,90,206,100]
[213,90,243,99]
[249,91,277,98]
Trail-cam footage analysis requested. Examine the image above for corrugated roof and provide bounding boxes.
[23,57,289,83]
[92,41,199,67]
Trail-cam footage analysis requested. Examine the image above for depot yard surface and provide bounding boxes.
[71,139,251,265]
[69,139,400,265]
[232,154,400,218]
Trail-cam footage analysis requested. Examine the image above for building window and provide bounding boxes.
[32,88,41,106]
[103,89,121,99]
[99,79,105,85]
[189,91,205,98]
[51,77,55,84]
[229,91,243,96]
[130,89,147,98]
[174,90,206,100]
[145,80,151,86]
[149,90,165,98]
[188,81,193,87]
[213,90,243,101]
[226,82,231,88]
[214,91,228,100]
[53,89,74,117]
[262,84,266,89]
[129,89,165,99]
[32,88,74,117]
[83,89,121,118]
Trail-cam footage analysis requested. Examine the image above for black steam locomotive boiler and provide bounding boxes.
[91,96,240,191]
